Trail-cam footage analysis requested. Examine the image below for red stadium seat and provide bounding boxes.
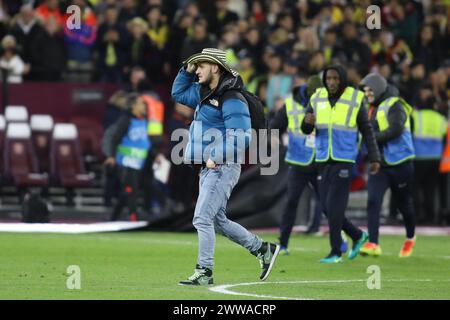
[0,115,5,176]
[5,106,28,123]
[50,123,94,188]
[70,117,104,162]
[3,123,48,187]
[30,114,54,173]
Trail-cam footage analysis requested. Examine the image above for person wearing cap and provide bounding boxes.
[301,65,381,263]
[359,73,417,258]
[171,48,280,285]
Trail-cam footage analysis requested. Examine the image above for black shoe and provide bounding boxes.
[179,265,213,286]
[255,242,280,281]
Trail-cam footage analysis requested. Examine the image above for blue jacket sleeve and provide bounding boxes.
[211,97,252,163]
[171,67,200,109]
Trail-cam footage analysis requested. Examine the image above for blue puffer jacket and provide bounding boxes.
[171,67,251,164]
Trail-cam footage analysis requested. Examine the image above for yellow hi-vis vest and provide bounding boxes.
[412,109,448,160]
[285,95,315,165]
[310,87,364,163]
[376,97,415,165]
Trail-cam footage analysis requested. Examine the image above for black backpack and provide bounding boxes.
[22,192,50,223]
[221,89,267,130]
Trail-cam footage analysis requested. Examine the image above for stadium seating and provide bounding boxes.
[3,122,48,187]
[50,123,94,189]
[70,116,104,163]
[30,114,54,173]
[4,106,28,122]
[0,115,5,176]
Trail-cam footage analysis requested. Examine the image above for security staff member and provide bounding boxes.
[103,94,153,221]
[270,75,323,255]
[359,73,417,258]
[301,66,381,264]
[412,100,448,223]
[141,94,167,214]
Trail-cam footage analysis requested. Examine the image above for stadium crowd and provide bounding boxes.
[0,0,449,224]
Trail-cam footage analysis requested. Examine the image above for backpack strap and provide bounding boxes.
[218,89,247,109]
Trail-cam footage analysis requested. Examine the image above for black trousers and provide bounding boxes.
[111,167,141,221]
[413,160,440,223]
[318,163,363,256]
[141,153,167,210]
[279,165,320,247]
[170,163,197,207]
[367,161,416,243]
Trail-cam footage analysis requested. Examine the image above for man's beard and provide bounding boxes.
[200,71,213,86]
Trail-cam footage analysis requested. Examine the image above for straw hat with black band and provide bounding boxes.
[183,48,239,77]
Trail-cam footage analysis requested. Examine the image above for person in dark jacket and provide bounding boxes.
[270,75,328,256]
[102,93,161,221]
[96,5,128,83]
[411,86,448,224]
[359,73,417,258]
[172,48,279,285]
[301,65,381,263]
[28,14,66,81]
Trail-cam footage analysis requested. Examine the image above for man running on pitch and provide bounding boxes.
[171,48,280,285]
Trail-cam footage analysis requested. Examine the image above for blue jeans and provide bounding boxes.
[193,164,262,269]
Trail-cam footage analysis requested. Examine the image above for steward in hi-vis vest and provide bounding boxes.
[270,75,323,254]
[102,93,163,222]
[413,108,447,160]
[411,99,448,224]
[301,65,381,263]
[359,73,416,258]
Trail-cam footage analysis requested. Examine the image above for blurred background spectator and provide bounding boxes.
[0,0,447,225]
[0,34,28,83]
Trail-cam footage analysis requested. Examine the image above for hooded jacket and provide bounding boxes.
[360,73,414,165]
[171,67,251,164]
[360,74,408,144]
[301,66,380,163]
[270,84,308,134]
[270,84,317,171]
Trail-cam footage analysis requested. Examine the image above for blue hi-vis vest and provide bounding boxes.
[376,97,415,165]
[310,87,364,163]
[285,96,315,165]
[412,109,448,160]
[116,118,151,170]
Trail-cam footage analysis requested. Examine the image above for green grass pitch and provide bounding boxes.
[1,231,449,300]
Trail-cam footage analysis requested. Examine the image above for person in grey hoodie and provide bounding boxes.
[359,73,417,258]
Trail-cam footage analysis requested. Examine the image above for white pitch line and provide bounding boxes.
[209,279,365,300]
[209,279,447,300]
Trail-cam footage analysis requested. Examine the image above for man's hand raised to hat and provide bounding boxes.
[186,63,197,73]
